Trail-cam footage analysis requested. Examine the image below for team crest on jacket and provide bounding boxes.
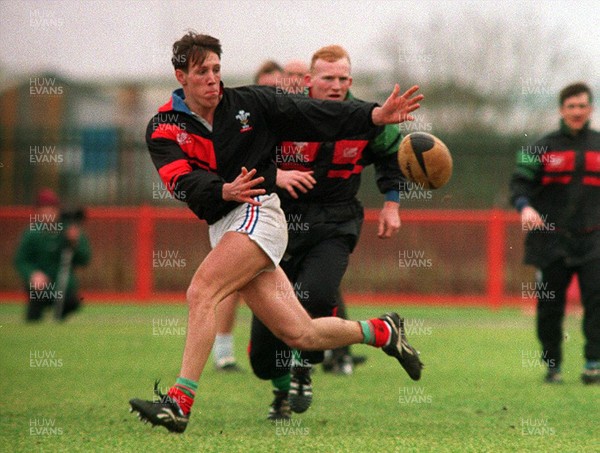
[176,131,192,145]
[235,110,253,133]
[342,147,359,158]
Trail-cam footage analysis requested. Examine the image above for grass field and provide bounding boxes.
[1,302,598,453]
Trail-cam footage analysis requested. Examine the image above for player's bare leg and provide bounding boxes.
[131,232,423,432]
[240,265,423,415]
[240,268,364,351]
[179,232,271,382]
[216,293,238,332]
[240,268,368,415]
[130,232,271,432]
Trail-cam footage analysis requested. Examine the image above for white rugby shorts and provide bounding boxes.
[208,193,288,269]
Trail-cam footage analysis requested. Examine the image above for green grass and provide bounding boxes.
[1,303,598,452]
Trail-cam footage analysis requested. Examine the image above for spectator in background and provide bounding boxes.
[282,59,308,94]
[510,82,600,385]
[254,59,283,87]
[14,188,91,322]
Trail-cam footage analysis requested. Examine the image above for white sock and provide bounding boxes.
[213,333,235,364]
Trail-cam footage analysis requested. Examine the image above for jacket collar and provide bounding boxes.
[158,82,225,114]
[560,118,590,137]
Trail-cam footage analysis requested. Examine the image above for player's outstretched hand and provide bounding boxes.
[276,169,316,199]
[372,85,423,125]
[222,167,266,206]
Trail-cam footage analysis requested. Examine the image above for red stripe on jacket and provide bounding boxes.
[583,176,600,186]
[159,159,193,191]
[158,99,174,113]
[277,142,321,171]
[542,150,575,172]
[584,151,600,172]
[151,123,218,172]
[327,140,368,179]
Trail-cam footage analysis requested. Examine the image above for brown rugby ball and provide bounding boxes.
[398,132,453,189]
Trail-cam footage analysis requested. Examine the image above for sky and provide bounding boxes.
[1,0,599,84]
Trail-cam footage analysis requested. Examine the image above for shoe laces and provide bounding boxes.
[153,379,167,400]
[153,379,182,409]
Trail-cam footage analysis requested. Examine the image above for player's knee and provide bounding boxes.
[280,328,313,351]
[186,279,216,309]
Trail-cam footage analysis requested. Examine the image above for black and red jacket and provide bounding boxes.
[146,85,378,224]
[275,91,403,207]
[510,121,600,266]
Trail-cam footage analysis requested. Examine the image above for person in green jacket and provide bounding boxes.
[14,188,91,322]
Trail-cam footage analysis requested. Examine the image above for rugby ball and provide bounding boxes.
[398,132,452,189]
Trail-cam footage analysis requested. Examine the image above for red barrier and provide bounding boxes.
[0,206,577,307]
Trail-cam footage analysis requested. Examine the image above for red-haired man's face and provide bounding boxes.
[306,58,352,101]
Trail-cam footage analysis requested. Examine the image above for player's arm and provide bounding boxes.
[370,124,405,238]
[256,84,420,142]
[509,141,545,230]
[254,86,383,142]
[146,121,232,218]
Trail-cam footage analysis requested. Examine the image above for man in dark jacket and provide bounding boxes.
[249,45,409,419]
[510,82,600,385]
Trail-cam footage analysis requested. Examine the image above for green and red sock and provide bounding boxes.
[167,377,198,415]
[359,318,392,347]
[271,373,291,392]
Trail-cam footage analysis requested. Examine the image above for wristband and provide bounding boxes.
[514,196,530,213]
[385,190,400,203]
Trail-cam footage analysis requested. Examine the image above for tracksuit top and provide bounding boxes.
[276,90,403,207]
[510,121,600,267]
[146,85,378,224]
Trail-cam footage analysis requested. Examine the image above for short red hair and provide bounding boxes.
[310,45,351,72]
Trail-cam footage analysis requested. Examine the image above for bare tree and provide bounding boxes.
[378,11,592,133]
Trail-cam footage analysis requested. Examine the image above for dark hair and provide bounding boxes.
[559,82,593,105]
[253,60,283,84]
[172,32,222,71]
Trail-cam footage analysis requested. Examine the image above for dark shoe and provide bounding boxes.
[581,368,599,385]
[129,381,189,433]
[380,312,424,381]
[544,369,563,384]
[352,355,368,366]
[268,390,291,420]
[289,365,313,413]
